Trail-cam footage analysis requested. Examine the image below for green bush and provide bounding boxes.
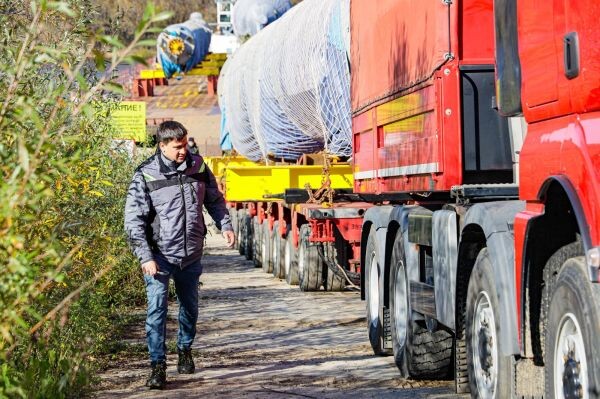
[0,1,171,397]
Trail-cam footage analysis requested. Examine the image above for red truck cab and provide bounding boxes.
[503,0,600,395]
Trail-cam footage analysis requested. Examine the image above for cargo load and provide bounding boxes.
[219,0,351,162]
[157,12,212,78]
[231,0,292,37]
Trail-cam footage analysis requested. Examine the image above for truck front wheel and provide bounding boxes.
[545,257,600,399]
[466,248,514,398]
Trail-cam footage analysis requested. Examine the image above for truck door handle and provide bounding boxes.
[563,32,580,79]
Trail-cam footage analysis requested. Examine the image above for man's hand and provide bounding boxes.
[141,260,158,276]
[223,230,235,248]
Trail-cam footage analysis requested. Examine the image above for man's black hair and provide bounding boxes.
[156,121,187,143]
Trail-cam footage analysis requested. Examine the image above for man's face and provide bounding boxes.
[160,136,188,163]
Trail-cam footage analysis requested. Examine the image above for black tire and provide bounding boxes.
[325,264,346,292]
[252,216,262,268]
[544,257,600,399]
[466,248,514,398]
[237,209,246,256]
[261,222,273,274]
[323,243,346,291]
[229,208,239,250]
[364,226,390,355]
[539,241,584,361]
[297,224,323,291]
[272,222,286,279]
[243,214,253,260]
[284,231,299,285]
[389,230,452,379]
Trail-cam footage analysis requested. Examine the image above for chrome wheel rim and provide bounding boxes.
[472,291,498,397]
[368,251,379,324]
[554,312,587,399]
[393,262,407,348]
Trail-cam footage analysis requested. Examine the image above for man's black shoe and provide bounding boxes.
[177,348,195,374]
[146,361,166,389]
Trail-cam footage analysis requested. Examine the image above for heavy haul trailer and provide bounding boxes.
[215,157,369,292]
[353,0,600,398]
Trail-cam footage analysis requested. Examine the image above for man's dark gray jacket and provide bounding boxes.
[124,151,232,268]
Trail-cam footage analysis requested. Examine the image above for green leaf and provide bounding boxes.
[100,35,124,49]
[151,11,174,23]
[136,39,156,47]
[146,27,165,34]
[93,50,106,72]
[123,55,149,67]
[18,137,29,174]
[75,73,90,92]
[47,1,75,17]
[103,82,127,95]
[142,2,156,22]
[135,20,147,37]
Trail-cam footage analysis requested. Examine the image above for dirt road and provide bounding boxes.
[95,234,459,398]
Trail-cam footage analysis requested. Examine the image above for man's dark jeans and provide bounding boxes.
[144,255,202,364]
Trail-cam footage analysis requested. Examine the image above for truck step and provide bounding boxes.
[451,183,519,200]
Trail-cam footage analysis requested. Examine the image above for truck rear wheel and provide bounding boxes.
[284,232,299,285]
[298,224,322,291]
[389,230,452,378]
[261,222,273,273]
[252,216,262,268]
[365,226,390,355]
[272,221,286,279]
[545,257,600,399]
[466,248,514,398]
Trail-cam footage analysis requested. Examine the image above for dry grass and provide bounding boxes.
[95,0,218,41]
[95,0,304,41]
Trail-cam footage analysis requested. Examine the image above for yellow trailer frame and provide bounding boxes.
[224,164,353,202]
[140,53,228,79]
[203,156,258,180]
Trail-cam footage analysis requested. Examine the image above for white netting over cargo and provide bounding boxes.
[219,0,351,162]
[231,0,292,37]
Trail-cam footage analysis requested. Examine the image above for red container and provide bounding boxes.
[351,0,497,195]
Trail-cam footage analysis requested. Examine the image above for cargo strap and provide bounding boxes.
[304,155,335,204]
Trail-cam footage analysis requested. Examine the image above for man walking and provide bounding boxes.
[125,121,235,389]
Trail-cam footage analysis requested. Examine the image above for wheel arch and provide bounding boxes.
[384,220,402,310]
[360,220,373,300]
[361,205,394,300]
[522,176,590,362]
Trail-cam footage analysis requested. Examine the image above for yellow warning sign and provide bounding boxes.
[110,101,146,142]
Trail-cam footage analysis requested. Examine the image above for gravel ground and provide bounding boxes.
[94,234,463,398]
